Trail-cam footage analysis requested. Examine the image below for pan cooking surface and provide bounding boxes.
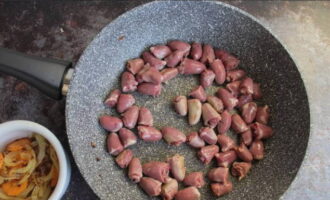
[66,1,309,199]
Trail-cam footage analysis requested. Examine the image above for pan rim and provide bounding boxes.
[65,1,311,199]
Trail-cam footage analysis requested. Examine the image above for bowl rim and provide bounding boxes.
[0,120,70,200]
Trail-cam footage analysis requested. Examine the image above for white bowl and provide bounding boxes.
[0,120,71,200]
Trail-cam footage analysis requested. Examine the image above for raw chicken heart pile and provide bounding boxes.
[99,40,273,200]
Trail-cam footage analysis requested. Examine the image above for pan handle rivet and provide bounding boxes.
[62,68,74,96]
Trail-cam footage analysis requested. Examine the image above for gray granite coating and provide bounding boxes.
[1,1,329,200]
[66,1,309,200]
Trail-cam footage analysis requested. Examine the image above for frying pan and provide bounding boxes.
[0,1,310,200]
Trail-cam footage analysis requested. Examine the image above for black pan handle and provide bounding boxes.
[0,47,72,99]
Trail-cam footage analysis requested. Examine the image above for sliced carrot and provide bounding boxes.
[1,180,28,196]
[6,139,31,152]
[51,168,59,187]
[0,153,3,169]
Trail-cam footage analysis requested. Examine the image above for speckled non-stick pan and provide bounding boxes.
[0,1,309,200]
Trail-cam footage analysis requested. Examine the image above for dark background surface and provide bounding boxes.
[1,1,328,200]
[0,1,150,199]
